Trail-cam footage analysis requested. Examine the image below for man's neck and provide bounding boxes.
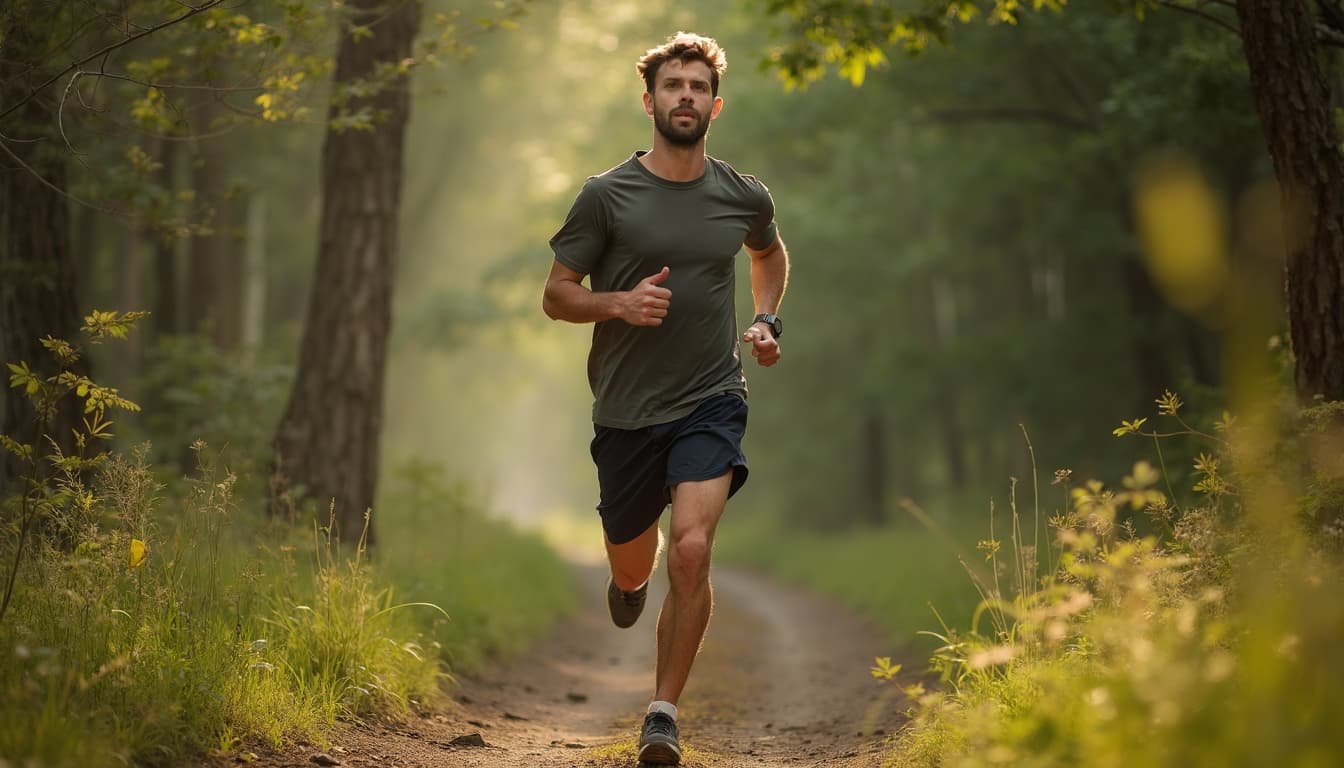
[639,142,707,182]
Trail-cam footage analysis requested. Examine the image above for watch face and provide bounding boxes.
[756,314,781,337]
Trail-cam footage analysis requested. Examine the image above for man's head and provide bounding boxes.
[637,33,727,148]
[636,32,727,97]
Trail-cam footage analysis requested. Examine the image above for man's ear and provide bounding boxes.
[709,96,723,120]
[643,90,653,117]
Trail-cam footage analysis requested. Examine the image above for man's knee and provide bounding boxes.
[668,531,711,586]
[607,524,661,589]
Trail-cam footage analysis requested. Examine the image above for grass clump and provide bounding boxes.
[0,444,444,767]
[876,391,1344,767]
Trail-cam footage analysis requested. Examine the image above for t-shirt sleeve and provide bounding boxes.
[744,178,778,251]
[549,178,609,274]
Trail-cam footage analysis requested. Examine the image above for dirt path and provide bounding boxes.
[238,564,910,768]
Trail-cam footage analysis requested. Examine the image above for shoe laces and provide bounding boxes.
[644,711,676,738]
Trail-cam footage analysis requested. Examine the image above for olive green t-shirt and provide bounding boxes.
[549,152,778,429]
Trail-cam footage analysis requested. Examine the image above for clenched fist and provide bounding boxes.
[741,323,781,367]
[619,266,672,326]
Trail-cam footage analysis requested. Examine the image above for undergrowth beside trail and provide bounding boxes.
[0,315,575,767]
[871,392,1344,767]
[725,389,1343,765]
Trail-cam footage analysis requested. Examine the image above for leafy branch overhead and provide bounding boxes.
[759,0,1344,87]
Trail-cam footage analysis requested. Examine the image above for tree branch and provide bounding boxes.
[1318,0,1344,33]
[1155,0,1242,37]
[0,0,228,123]
[0,132,120,216]
[1319,22,1344,48]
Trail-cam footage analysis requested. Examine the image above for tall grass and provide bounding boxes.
[0,317,578,766]
[4,448,304,765]
[875,393,1344,767]
[0,444,579,767]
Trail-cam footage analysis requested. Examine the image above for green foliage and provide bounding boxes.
[872,395,1344,767]
[130,334,293,483]
[714,0,1265,528]
[263,511,447,721]
[0,444,444,767]
[1,323,577,764]
[758,0,1070,87]
[2,311,147,624]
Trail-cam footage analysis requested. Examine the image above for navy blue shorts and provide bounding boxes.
[590,393,749,545]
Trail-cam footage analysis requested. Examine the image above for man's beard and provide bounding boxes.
[654,106,710,147]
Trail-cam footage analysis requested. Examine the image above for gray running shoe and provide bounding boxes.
[637,711,681,765]
[606,578,647,628]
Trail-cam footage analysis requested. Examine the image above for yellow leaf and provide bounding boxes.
[129,538,149,568]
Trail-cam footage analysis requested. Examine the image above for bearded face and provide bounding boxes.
[653,102,712,147]
[645,59,720,149]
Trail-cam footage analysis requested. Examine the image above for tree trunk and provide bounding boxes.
[918,272,968,489]
[187,128,240,349]
[152,138,181,339]
[0,9,83,494]
[113,225,145,388]
[270,0,422,547]
[1235,0,1344,403]
[242,192,268,359]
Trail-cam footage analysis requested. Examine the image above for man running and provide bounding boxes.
[542,31,790,765]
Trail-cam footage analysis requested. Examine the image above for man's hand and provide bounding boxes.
[741,323,781,367]
[619,266,672,326]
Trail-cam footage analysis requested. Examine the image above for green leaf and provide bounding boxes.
[1111,418,1147,437]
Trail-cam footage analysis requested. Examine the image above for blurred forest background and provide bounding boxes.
[4,0,1344,764]
[3,0,1307,532]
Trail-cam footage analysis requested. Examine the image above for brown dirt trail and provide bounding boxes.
[226,564,910,768]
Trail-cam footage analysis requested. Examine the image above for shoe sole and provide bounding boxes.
[607,581,646,628]
[638,741,681,765]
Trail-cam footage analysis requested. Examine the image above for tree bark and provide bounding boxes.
[152,137,181,339]
[187,126,240,349]
[270,0,422,547]
[1236,0,1344,403]
[0,8,84,494]
[241,192,268,358]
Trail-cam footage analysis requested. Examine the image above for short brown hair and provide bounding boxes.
[636,32,727,97]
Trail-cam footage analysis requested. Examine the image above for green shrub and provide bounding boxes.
[877,391,1344,767]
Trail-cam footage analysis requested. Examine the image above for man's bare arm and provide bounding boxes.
[742,234,789,367]
[542,260,672,326]
[746,234,789,320]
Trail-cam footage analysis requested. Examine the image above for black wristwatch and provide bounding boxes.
[752,313,783,339]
